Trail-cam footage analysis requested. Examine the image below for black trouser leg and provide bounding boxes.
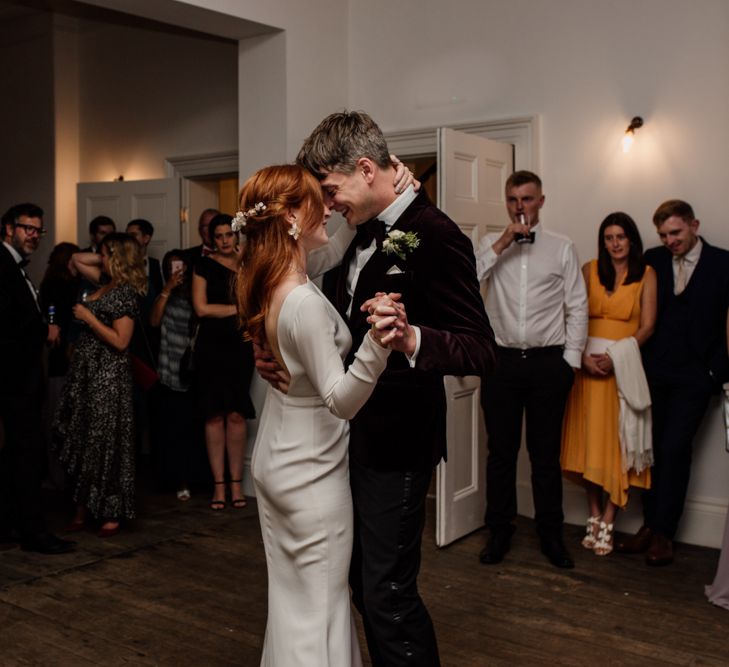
[644,371,712,539]
[524,353,574,539]
[350,460,440,667]
[0,397,47,538]
[482,355,526,531]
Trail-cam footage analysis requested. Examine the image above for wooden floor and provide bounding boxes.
[1,485,728,666]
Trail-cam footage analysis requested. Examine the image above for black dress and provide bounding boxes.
[53,284,138,520]
[193,257,255,420]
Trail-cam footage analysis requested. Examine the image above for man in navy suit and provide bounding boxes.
[0,203,75,554]
[298,110,496,667]
[616,199,729,565]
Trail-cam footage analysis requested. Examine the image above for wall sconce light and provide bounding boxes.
[622,116,643,152]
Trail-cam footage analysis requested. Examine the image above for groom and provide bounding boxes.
[298,111,496,666]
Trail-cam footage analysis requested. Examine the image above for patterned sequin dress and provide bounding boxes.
[54,283,139,520]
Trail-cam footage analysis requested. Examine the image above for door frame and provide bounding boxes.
[385,115,538,176]
[164,150,239,248]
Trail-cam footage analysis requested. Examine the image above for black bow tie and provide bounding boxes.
[355,219,386,250]
[515,231,536,245]
[18,257,30,268]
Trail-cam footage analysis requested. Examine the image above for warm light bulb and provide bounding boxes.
[622,132,634,153]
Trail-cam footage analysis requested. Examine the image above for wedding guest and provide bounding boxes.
[54,233,146,537]
[40,241,81,489]
[561,213,657,556]
[192,214,255,510]
[475,170,588,569]
[83,216,116,253]
[126,218,164,452]
[235,164,401,666]
[185,208,219,264]
[149,249,198,501]
[616,200,729,565]
[0,203,73,555]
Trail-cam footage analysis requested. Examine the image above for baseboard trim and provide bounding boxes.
[518,480,727,549]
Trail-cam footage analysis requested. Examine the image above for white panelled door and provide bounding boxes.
[435,128,513,547]
[77,178,181,261]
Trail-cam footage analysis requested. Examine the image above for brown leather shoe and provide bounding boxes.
[614,525,653,554]
[645,533,673,566]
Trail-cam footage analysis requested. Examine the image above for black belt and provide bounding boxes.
[497,345,563,359]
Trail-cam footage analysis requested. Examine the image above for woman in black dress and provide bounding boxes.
[192,214,255,510]
[53,233,146,537]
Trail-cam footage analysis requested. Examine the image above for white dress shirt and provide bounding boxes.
[672,238,702,295]
[476,224,588,368]
[3,241,40,311]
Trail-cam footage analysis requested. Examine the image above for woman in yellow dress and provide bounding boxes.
[562,212,657,556]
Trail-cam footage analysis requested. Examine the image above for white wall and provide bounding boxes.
[347,0,729,545]
[163,0,350,179]
[77,19,238,184]
[53,14,81,245]
[0,12,56,281]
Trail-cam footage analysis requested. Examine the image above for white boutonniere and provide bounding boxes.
[381,230,420,261]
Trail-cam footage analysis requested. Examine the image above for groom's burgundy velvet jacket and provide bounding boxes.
[327,191,496,471]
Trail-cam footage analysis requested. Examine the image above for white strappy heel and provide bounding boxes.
[593,521,614,556]
[582,516,601,549]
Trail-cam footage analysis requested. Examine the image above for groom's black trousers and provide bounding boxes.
[349,459,440,667]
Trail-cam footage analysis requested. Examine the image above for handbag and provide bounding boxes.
[130,353,160,391]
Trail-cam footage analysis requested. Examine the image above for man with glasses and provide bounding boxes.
[0,203,75,554]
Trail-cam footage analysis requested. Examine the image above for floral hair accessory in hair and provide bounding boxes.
[232,202,267,232]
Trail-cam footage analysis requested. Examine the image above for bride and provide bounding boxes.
[235,164,405,666]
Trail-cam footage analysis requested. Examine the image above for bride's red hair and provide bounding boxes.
[235,164,324,342]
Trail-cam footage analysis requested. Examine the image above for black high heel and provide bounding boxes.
[210,480,227,511]
[230,479,247,509]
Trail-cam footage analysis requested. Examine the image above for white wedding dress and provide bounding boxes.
[252,281,390,666]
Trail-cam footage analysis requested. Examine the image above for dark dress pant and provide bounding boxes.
[0,386,47,538]
[482,347,574,539]
[643,365,713,539]
[349,459,440,667]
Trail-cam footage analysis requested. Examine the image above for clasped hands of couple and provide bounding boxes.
[363,291,413,351]
[255,292,412,393]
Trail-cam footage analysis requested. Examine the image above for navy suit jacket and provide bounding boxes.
[0,244,47,397]
[327,191,496,470]
[643,239,729,389]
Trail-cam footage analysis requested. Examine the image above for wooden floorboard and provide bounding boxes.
[1,486,727,666]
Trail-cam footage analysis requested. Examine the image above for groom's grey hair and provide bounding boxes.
[297,110,391,178]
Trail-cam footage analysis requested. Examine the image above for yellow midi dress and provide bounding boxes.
[561,260,652,508]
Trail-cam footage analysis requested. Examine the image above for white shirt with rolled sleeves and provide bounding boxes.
[475,224,588,368]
